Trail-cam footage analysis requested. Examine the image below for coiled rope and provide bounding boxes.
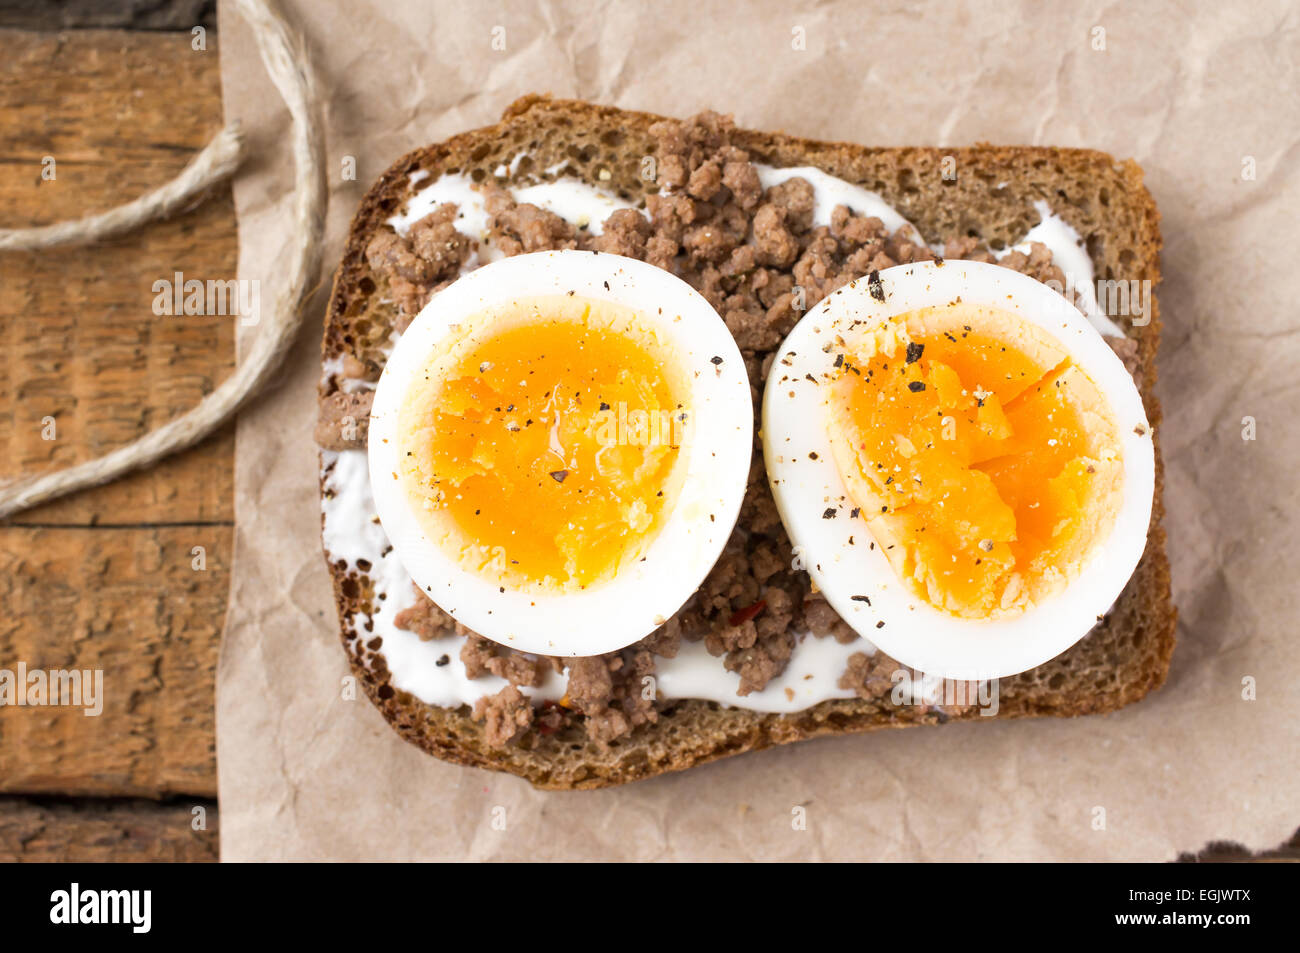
[0,0,326,519]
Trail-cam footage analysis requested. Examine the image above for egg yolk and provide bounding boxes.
[827,304,1122,619]
[401,297,687,591]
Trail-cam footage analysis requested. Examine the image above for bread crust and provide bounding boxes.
[320,95,1175,790]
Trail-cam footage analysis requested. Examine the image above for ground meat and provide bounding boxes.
[588,208,652,257]
[657,153,689,190]
[365,229,433,285]
[407,204,473,276]
[364,204,473,316]
[753,204,799,268]
[472,684,534,747]
[748,540,785,585]
[683,221,737,264]
[830,205,888,247]
[724,307,782,351]
[564,656,614,710]
[564,650,659,745]
[341,353,381,382]
[764,177,815,233]
[686,159,723,200]
[998,240,1065,287]
[942,235,996,263]
[459,634,496,679]
[705,618,757,656]
[838,651,902,699]
[645,234,678,271]
[487,652,548,688]
[728,628,795,696]
[884,231,936,266]
[457,633,550,687]
[722,155,762,210]
[641,615,688,659]
[314,390,373,450]
[391,588,550,687]
[1106,333,1143,389]
[534,701,567,736]
[391,582,474,640]
[803,595,859,643]
[645,192,698,243]
[484,183,579,255]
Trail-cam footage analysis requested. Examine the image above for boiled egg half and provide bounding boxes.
[369,250,752,657]
[763,260,1154,679]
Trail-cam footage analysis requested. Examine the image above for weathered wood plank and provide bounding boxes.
[0,524,227,797]
[0,28,236,526]
[0,3,216,32]
[0,30,232,810]
[0,797,217,862]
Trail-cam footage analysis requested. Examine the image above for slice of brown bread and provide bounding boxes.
[320,95,1175,790]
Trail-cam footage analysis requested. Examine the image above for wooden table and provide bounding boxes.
[0,28,229,861]
[0,21,1293,864]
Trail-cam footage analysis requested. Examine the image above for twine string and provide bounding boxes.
[0,0,326,520]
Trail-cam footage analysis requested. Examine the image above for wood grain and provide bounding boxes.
[0,796,217,862]
[0,524,228,797]
[0,27,233,862]
[0,28,236,527]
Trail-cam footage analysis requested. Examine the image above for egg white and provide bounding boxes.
[369,250,753,658]
[762,260,1155,680]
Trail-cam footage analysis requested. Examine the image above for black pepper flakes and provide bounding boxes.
[908,381,926,392]
[867,269,885,302]
[549,470,568,483]
[822,507,837,519]
[905,342,925,364]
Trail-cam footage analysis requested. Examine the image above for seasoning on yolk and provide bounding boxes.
[826,304,1122,619]
[399,296,687,591]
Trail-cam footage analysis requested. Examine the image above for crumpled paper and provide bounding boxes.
[216,0,1300,860]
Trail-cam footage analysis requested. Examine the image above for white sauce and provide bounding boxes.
[511,179,639,234]
[755,166,1120,337]
[492,153,530,178]
[753,163,925,244]
[386,170,643,271]
[320,354,375,394]
[322,446,900,714]
[323,449,568,707]
[995,200,1125,337]
[330,163,1120,714]
[389,174,493,245]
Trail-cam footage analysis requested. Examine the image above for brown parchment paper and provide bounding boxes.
[215,0,1300,861]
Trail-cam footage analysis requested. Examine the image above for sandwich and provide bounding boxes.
[316,95,1175,789]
